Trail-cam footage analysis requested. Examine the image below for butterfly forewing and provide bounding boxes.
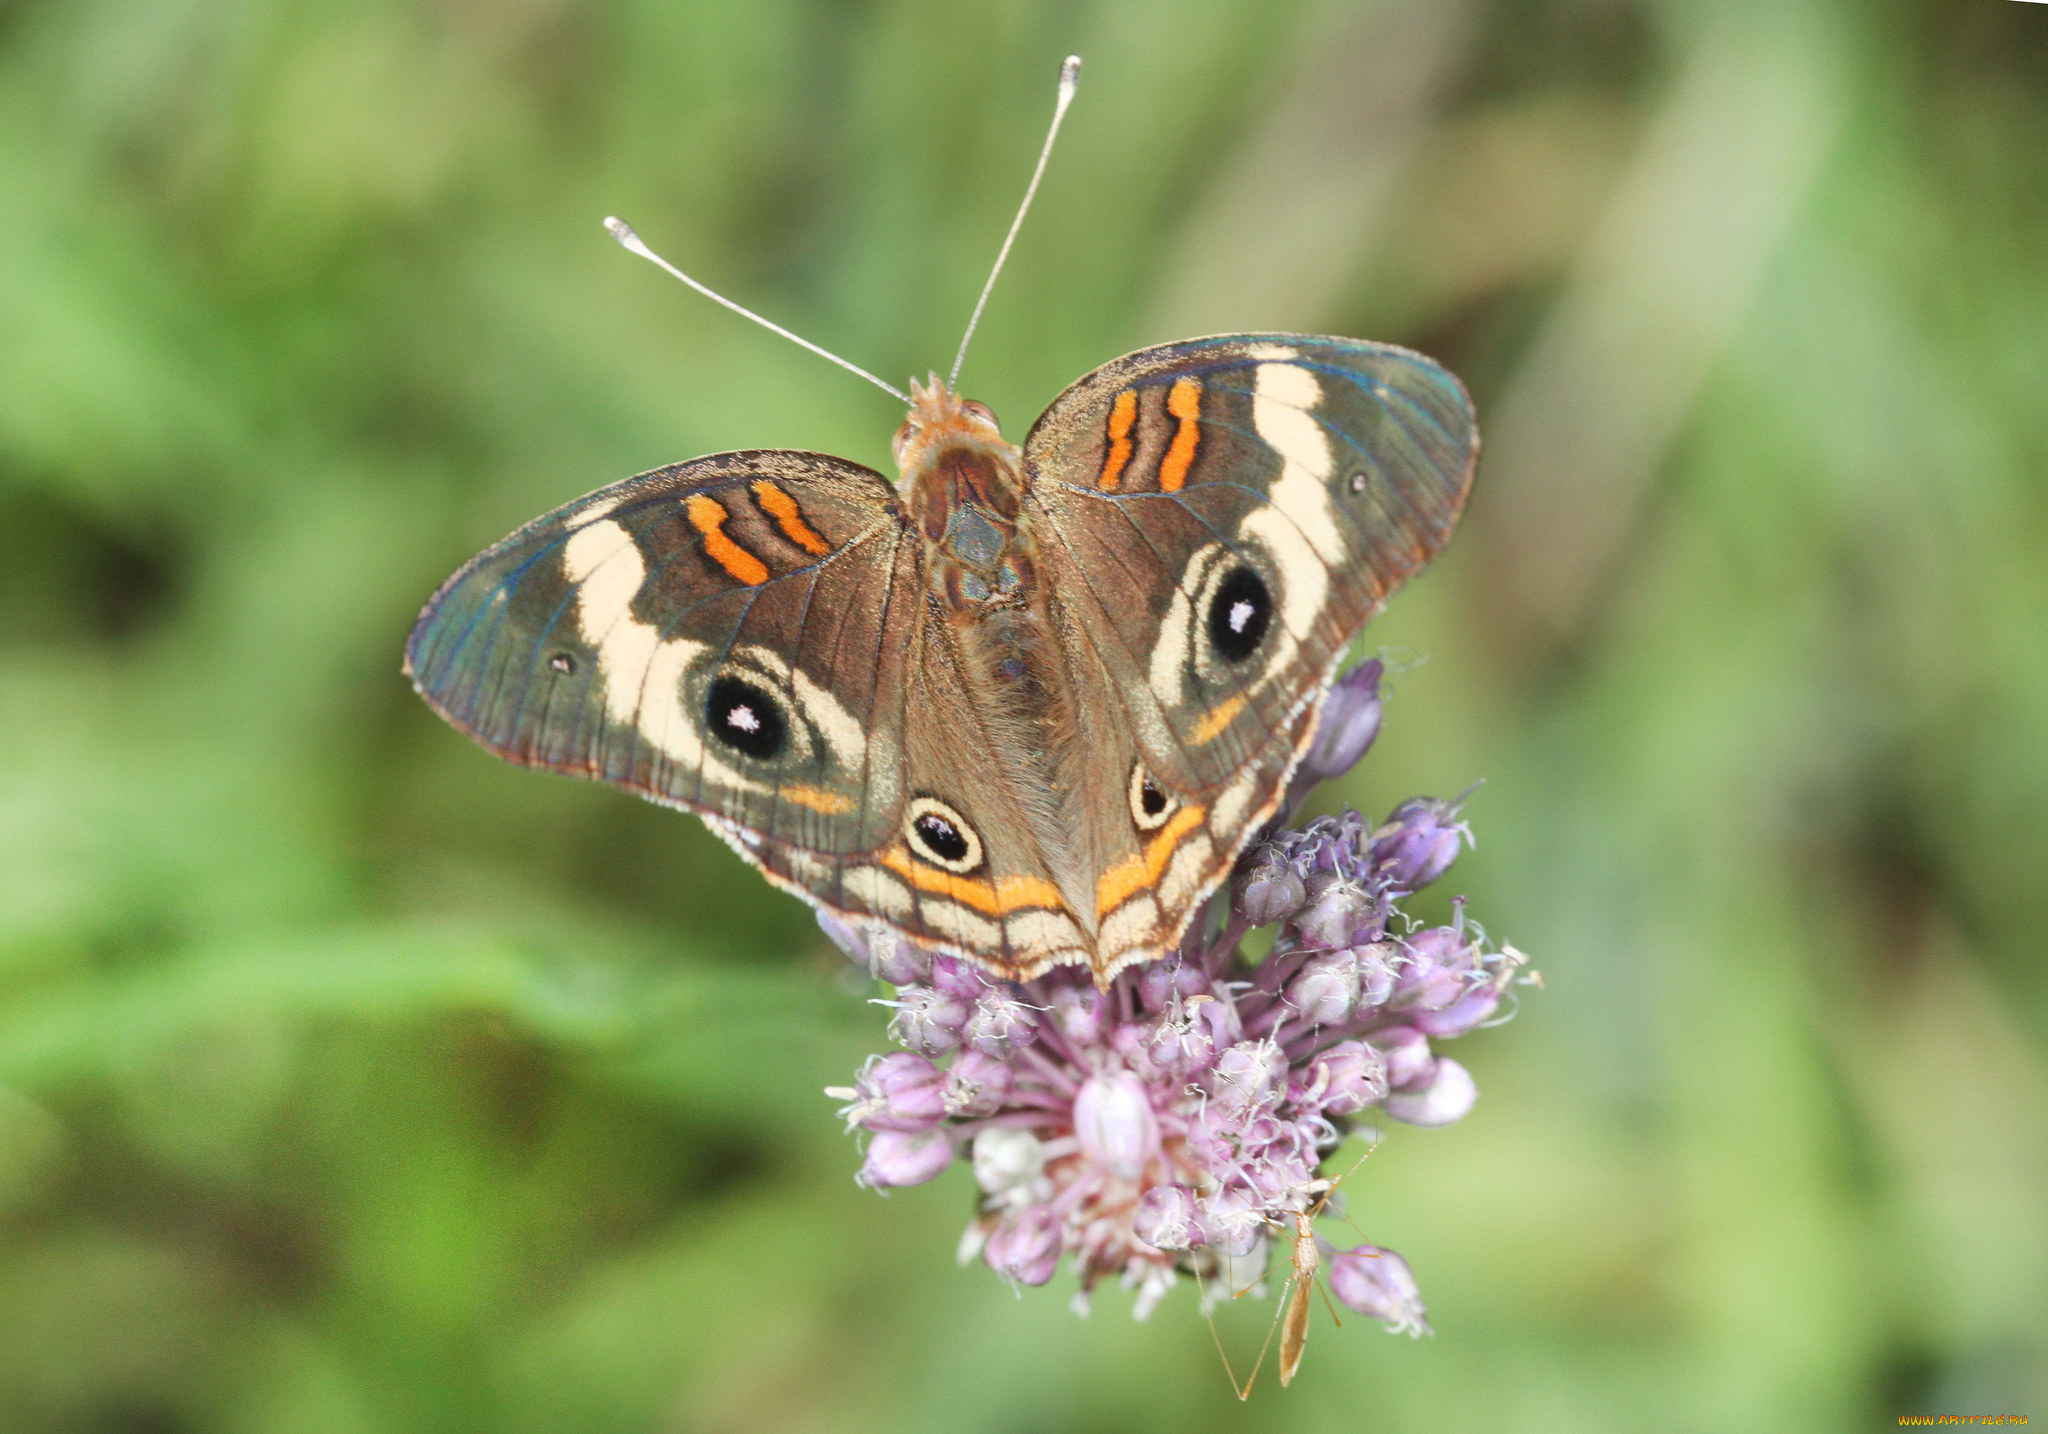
[1024,334,1474,768]
[405,451,917,856]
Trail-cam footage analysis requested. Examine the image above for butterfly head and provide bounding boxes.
[893,374,1007,477]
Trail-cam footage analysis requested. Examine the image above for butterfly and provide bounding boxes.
[404,61,1476,988]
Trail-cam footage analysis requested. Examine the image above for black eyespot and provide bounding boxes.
[549,652,575,675]
[705,675,786,760]
[1207,567,1271,663]
[914,812,969,862]
[1128,762,1180,832]
[904,796,984,873]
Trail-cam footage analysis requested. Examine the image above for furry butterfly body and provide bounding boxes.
[406,334,1475,984]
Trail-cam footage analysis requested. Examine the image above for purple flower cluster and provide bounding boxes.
[820,662,1532,1332]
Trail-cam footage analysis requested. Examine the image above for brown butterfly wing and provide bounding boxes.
[820,602,1093,979]
[406,449,1089,971]
[1021,335,1477,978]
[406,449,919,861]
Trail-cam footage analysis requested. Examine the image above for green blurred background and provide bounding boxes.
[2,0,2045,1429]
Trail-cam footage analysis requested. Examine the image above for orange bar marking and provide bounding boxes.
[780,783,854,815]
[879,849,1067,916]
[752,480,832,556]
[1097,388,1139,490]
[1095,804,1207,916]
[1188,691,1246,745]
[684,494,769,585]
[1159,377,1202,491]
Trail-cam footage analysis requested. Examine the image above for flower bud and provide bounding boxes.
[1392,927,1477,1011]
[1237,1112,1286,1150]
[1138,958,1208,1012]
[867,928,931,987]
[1048,983,1106,1046]
[984,1206,1063,1286]
[1195,1188,1264,1257]
[886,985,968,1056]
[1354,942,1398,1009]
[815,909,869,966]
[1302,659,1383,780]
[1206,1039,1287,1116]
[963,989,1038,1057]
[1232,847,1306,927]
[1132,1184,1200,1250]
[857,1128,955,1188]
[845,1052,947,1132]
[1372,797,1467,891]
[1199,994,1244,1049]
[1293,872,1374,950]
[942,1049,1015,1117]
[1299,1040,1388,1115]
[1391,958,1461,1012]
[1288,948,1362,1026]
[1406,923,1480,971]
[1412,984,1502,1037]
[1328,1244,1430,1336]
[929,955,989,1002]
[1369,1025,1434,1089]
[1183,1104,1237,1173]
[1241,1143,1313,1205]
[822,914,929,985]
[1145,1005,1217,1079]
[1108,1020,1155,1076]
[1074,1071,1161,1179]
[971,1126,1047,1198]
[1384,1056,1476,1126]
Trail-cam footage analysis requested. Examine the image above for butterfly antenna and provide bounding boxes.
[947,54,1081,391]
[604,216,910,405]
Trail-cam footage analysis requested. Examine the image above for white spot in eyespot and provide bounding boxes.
[726,703,760,733]
[1228,599,1255,635]
[1349,472,1367,493]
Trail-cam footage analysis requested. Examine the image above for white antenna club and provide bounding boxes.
[949,55,1082,390]
[603,216,910,405]
[603,52,1082,407]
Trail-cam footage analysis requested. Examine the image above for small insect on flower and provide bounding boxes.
[1204,1142,1377,1398]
